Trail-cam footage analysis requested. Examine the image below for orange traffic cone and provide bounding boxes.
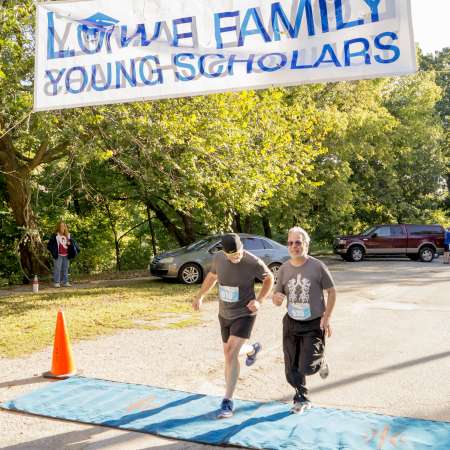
[43,310,77,379]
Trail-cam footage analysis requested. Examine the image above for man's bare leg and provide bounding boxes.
[223,336,246,399]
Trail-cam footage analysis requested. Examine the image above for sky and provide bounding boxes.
[411,0,449,54]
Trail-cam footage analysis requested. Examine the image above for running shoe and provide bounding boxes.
[217,398,234,419]
[319,357,329,379]
[291,393,312,414]
[245,342,262,366]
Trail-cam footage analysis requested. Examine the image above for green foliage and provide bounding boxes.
[0,3,448,282]
[0,177,22,285]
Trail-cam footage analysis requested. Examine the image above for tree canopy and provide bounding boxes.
[1,2,448,284]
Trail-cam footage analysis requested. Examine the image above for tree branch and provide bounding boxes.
[22,140,70,175]
[117,220,147,243]
[23,139,49,173]
[16,153,33,163]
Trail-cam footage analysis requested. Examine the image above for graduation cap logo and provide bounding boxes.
[77,13,119,31]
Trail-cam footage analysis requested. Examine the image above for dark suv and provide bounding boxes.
[333,224,445,262]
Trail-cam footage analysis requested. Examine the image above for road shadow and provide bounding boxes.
[0,376,50,390]
[278,351,450,401]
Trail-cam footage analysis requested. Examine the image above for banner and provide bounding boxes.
[34,0,417,111]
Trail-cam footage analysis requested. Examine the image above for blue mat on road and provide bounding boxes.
[1,376,450,450]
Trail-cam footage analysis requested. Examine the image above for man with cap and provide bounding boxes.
[192,233,274,419]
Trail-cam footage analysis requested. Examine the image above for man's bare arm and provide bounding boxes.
[324,287,336,318]
[320,287,336,337]
[248,273,274,312]
[257,273,274,303]
[192,272,218,311]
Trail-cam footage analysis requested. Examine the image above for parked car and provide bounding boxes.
[150,234,290,284]
[333,224,445,262]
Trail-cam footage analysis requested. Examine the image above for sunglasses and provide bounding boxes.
[287,240,305,247]
[224,249,243,256]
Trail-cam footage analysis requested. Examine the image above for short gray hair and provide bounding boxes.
[288,227,311,245]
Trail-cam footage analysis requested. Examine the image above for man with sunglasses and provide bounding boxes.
[273,227,336,414]
[192,233,274,419]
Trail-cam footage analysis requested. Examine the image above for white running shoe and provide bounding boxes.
[291,394,312,414]
[319,358,329,379]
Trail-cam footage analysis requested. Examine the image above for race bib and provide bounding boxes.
[288,302,312,320]
[219,285,239,303]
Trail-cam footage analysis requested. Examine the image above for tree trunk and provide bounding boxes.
[114,237,121,271]
[103,203,121,271]
[2,162,48,279]
[447,173,450,198]
[178,211,196,243]
[1,122,69,279]
[262,214,272,238]
[146,200,190,246]
[232,214,242,233]
[243,216,252,233]
[146,205,158,256]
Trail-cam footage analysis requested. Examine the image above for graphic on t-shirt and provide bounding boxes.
[287,274,312,320]
[219,285,239,303]
[57,235,69,256]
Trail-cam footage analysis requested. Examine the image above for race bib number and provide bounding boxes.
[219,285,239,303]
[288,302,312,320]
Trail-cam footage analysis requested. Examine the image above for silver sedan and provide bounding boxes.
[149,233,290,284]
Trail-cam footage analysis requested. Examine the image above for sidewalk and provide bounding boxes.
[0,276,155,298]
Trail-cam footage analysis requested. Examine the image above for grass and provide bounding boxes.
[309,242,334,256]
[0,280,210,359]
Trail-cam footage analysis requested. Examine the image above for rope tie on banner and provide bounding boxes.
[0,111,33,140]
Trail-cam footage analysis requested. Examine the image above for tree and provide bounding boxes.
[0,2,79,277]
[419,48,450,212]
[76,90,323,246]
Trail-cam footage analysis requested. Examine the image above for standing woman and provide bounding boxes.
[47,221,79,287]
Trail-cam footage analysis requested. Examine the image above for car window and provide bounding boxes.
[187,237,217,251]
[407,225,443,235]
[375,226,391,237]
[209,242,223,253]
[262,239,274,249]
[361,226,377,236]
[242,238,265,250]
[390,225,404,236]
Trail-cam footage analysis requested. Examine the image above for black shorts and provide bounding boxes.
[218,315,256,343]
[445,244,450,252]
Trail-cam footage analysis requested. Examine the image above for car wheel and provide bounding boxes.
[178,263,203,284]
[269,263,282,281]
[347,245,364,262]
[419,246,434,263]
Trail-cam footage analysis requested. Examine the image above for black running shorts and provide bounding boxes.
[218,314,256,343]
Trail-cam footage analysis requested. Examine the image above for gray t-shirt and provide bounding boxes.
[275,256,335,321]
[211,250,270,320]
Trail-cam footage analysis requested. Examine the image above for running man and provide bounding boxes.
[192,233,274,419]
[273,227,336,414]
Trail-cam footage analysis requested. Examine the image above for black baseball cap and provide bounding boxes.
[221,234,243,254]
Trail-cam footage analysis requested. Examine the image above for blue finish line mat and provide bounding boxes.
[2,376,450,450]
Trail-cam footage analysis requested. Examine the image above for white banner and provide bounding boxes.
[34,0,417,111]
